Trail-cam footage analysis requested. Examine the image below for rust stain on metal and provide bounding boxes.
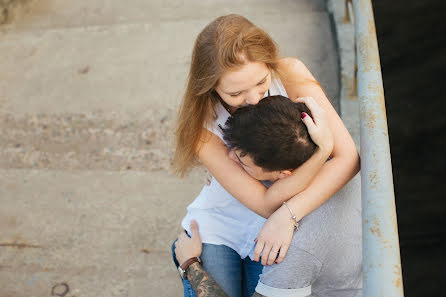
[0,242,42,249]
[393,264,403,288]
[360,105,376,130]
[357,36,380,72]
[356,9,381,72]
[367,19,379,53]
[367,81,385,100]
[369,169,378,189]
[369,226,382,237]
[372,151,378,163]
[369,216,382,237]
[367,82,387,126]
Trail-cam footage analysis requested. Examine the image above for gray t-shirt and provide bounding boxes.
[257,174,362,297]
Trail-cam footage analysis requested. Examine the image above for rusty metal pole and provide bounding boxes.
[351,0,405,296]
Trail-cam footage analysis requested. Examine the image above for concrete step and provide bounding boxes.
[0,1,341,295]
[0,168,204,296]
[2,0,326,31]
[0,110,173,170]
[1,13,339,116]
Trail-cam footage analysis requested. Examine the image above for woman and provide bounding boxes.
[172,14,359,297]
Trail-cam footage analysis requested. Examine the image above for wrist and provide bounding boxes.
[282,202,300,231]
[315,145,331,160]
[317,145,333,158]
[278,204,297,228]
[178,256,202,280]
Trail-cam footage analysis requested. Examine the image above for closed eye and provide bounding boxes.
[230,93,241,97]
[257,78,267,85]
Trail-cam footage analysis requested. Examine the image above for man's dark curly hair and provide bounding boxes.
[222,95,317,172]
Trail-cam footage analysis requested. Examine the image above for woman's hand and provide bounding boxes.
[296,96,333,154]
[254,205,295,265]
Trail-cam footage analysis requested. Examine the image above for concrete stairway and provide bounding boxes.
[0,1,339,296]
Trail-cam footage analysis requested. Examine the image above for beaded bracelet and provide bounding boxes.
[283,202,300,231]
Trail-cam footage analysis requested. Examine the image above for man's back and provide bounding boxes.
[258,174,362,297]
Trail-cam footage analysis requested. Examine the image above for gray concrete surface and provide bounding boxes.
[327,0,360,148]
[0,0,342,296]
[0,169,203,296]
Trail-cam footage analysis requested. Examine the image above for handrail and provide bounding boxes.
[351,0,405,296]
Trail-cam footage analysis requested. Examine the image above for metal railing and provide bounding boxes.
[351,0,405,296]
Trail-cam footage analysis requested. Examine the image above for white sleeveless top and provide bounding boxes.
[181,78,289,259]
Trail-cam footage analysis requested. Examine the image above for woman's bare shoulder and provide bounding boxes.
[277,57,314,79]
[277,58,319,99]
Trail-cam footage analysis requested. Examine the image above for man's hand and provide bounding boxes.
[175,220,202,265]
[177,221,265,297]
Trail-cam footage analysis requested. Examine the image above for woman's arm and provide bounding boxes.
[279,57,360,213]
[197,128,330,218]
[252,58,360,265]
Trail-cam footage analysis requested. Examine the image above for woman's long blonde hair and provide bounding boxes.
[173,14,283,177]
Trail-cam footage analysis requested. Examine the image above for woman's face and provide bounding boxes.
[215,61,271,110]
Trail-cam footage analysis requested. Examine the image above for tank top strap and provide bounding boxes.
[269,77,289,97]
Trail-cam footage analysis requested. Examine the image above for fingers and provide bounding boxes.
[300,112,316,134]
[177,230,187,244]
[295,96,324,122]
[178,230,187,239]
[276,243,290,264]
[253,240,265,262]
[261,243,273,266]
[267,245,281,265]
[190,220,200,239]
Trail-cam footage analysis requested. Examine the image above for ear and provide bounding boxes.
[277,170,293,179]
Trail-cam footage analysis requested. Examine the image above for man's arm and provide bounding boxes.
[186,263,265,297]
[186,263,228,297]
[175,221,265,297]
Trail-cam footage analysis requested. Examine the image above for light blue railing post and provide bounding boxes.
[351,0,405,296]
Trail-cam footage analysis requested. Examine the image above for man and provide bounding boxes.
[175,96,362,297]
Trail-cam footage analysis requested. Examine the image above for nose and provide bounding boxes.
[244,90,262,105]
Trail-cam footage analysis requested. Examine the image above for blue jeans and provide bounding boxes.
[171,240,263,297]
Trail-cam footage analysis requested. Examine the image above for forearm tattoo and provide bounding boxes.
[186,263,266,297]
[187,263,230,297]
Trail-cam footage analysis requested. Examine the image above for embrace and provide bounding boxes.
[171,15,362,297]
